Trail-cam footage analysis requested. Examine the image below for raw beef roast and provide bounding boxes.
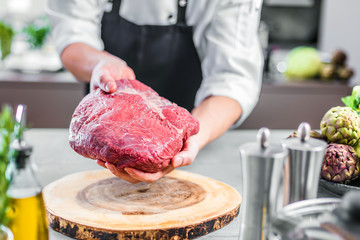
[69,79,199,173]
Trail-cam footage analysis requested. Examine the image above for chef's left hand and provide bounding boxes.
[90,57,135,93]
[96,135,200,183]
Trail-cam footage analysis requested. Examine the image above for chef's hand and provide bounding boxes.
[96,135,200,183]
[90,57,135,93]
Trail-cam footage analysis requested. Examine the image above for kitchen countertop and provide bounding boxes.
[25,128,337,240]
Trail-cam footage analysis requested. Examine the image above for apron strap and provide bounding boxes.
[177,0,188,25]
[111,0,121,14]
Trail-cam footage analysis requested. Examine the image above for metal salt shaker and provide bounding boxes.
[239,128,288,240]
[281,122,328,206]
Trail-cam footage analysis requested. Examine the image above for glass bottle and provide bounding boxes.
[5,105,48,240]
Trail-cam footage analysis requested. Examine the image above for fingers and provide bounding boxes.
[98,67,134,92]
[123,66,136,80]
[172,154,193,168]
[99,75,117,93]
[98,160,173,183]
[172,156,183,168]
[97,138,193,184]
[91,59,135,93]
[98,160,140,183]
[124,166,174,183]
[105,162,140,184]
[96,159,106,168]
[172,138,199,168]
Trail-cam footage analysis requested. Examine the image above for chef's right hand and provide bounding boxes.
[95,135,200,184]
[90,57,135,93]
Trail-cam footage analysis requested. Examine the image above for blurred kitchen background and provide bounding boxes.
[0,0,359,129]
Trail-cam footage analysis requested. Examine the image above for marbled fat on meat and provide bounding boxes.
[69,79,199,173]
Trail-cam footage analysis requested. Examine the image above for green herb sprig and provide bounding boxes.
[342,85,360,114]
[0,105,15,226]
[23,16,50,49]
[0,21,14,60]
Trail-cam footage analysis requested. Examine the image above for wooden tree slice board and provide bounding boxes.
[43,169,241,240]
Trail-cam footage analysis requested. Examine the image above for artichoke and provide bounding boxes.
[321,143,360,184]
[337,66,354,80]
[320,106,360,146]
[319,63,336,80]
[331,49,347,66]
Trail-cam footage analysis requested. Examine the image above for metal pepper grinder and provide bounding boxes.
[281,122,328,206]
[239,128,288,240]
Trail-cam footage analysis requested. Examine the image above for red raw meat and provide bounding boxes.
[69,79,199,173]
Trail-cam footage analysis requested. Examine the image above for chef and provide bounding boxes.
[47,0,263,183]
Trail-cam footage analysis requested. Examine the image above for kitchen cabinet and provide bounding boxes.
[240,81,352,130]
[0,70,352,129]
[0,70,86,128]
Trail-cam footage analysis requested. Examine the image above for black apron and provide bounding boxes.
[100,0,203,111]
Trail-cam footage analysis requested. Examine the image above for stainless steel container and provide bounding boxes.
[239,128,288,240]
[282,122,328,206]
[270,191,360,240]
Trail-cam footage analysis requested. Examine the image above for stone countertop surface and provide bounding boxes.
[25,128,337,240]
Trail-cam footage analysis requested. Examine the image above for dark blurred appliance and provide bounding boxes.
[261,0,322,46]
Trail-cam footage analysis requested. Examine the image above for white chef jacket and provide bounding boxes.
[46,0,264,127]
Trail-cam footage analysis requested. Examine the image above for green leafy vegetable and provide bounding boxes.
[0,105,15,226]
[342,85,360,114]
[0,21,14,60]
[285,46,321,79]
[23,16,50,49]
